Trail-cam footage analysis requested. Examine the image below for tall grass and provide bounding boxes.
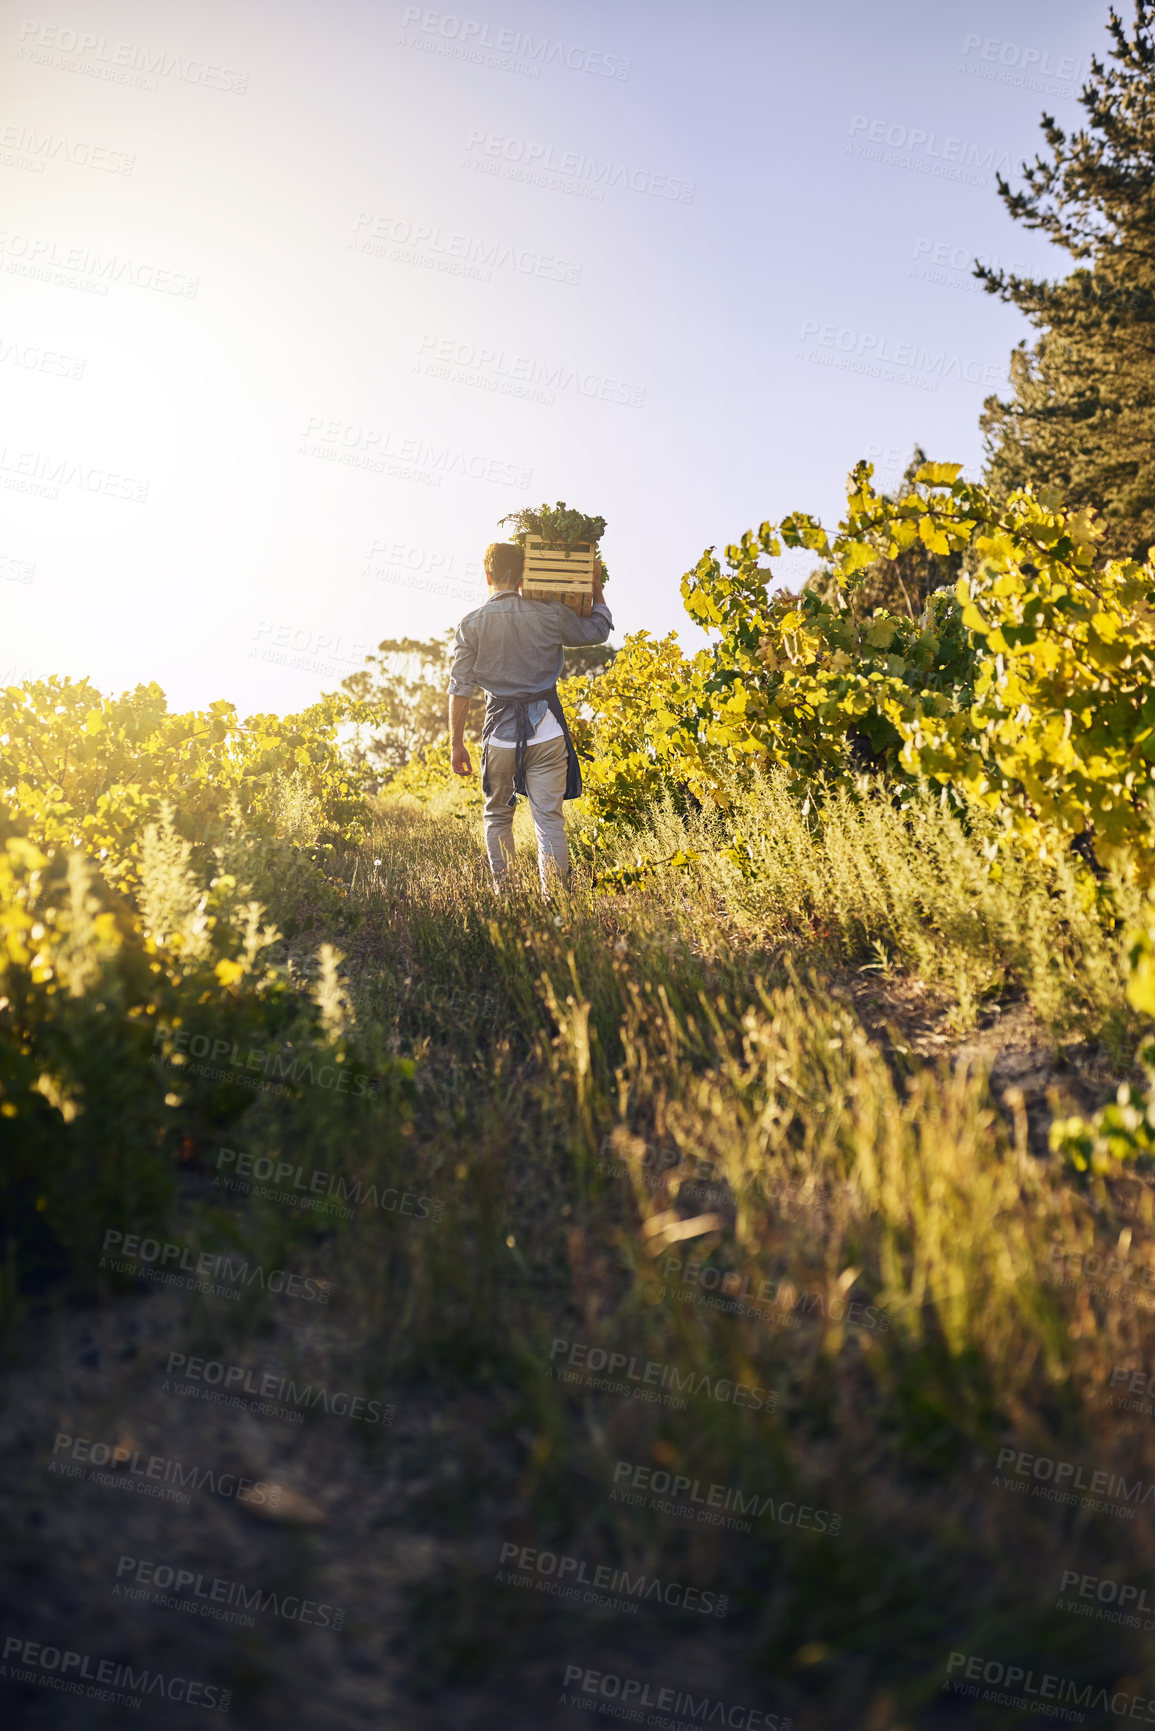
[12,769,1154,1722]
[273,778,1155,1718]
[573,769,1143,1046]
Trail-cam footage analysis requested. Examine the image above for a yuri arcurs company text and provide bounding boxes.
[559,1662,791,1728]
[113,1554,346,1634]
[610,1459,842,1537]
[49,1432,282,1513]
[162,1351,395,1427]
[1,1633,230,1714]
[100,1229,332,1305]
[497,1542,728,1618]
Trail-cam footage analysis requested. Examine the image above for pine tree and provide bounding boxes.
[979,2,1155,560]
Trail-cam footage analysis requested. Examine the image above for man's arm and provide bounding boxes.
[557,563,613,647]
[447,620,477,777]
[448,694,472,777]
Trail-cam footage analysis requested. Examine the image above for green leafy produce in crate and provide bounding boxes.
[499,500,610,584]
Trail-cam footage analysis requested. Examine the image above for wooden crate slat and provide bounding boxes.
[522,533,595,616]
[524,554,596,576]
[524,540,595,558]
[523,578,591,593]
[523,537,596,583]
[522,574,595,590]
[521,536,596,614]
[524,536,595,562]
[523,588,593,615]
[524,576,592,592]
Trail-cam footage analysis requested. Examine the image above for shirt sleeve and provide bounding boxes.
[447,618,478,696]
[556,599,613,648]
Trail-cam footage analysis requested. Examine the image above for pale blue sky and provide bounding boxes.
[0,0,1103,710]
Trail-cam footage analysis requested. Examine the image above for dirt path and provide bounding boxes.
[0,1209,767,1727]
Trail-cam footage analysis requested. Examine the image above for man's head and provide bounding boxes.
[484,542,524,592]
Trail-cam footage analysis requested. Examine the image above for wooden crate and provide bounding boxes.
[521,536,596,616]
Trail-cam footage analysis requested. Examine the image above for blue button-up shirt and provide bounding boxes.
[448,592,613,742]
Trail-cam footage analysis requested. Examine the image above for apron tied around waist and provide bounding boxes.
[481,686,583,808]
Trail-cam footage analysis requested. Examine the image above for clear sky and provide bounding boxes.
[0,0,1102,715]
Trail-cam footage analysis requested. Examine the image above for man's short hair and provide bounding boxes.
[484,542,524,588]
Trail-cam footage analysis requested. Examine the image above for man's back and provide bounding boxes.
[450,592,612,700]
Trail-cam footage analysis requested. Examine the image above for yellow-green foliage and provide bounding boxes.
[380,734,485,811]
[0,675,372,891]
[566,461,1155,887]
[0,803,293,1293]
[1049,894,1155,1172]
[560,631,713,819]
[0,677,410,1315]
[913,505,1155,877]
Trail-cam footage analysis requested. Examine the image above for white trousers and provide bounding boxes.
[483,734,569,891]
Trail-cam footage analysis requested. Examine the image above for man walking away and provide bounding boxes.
[447,541,613,891]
